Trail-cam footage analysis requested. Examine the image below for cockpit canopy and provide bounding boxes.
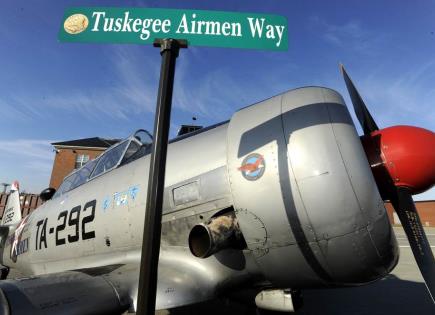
[53,129,152,199]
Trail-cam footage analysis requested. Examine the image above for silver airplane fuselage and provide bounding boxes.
[0,87,399,312]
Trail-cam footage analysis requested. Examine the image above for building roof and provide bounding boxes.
[52,137,120,149]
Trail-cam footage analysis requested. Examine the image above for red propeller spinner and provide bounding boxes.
[362,125,435,196]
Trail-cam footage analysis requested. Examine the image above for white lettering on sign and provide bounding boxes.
[247,17,285,47]
[176,14,241,37]
[62,9,288,49]
[91,11,172,41]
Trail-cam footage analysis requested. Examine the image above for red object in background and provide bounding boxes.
[362,125,435,195]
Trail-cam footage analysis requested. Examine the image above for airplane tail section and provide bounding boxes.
[1,181,22,226]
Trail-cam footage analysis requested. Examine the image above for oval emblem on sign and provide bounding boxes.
[238,153,266,181]
[64,13,89,34]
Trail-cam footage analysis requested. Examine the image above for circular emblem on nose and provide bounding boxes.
[64,13,89,34]
[238,153,266,181]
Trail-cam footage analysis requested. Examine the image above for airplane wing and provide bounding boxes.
[0,246,254,314]
[0,270,129,315]
[102,246,255,311]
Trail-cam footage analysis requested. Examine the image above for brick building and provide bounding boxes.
[49,137,119,189]
[385,200,435,227]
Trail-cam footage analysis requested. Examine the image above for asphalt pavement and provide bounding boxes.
[295,227,435,315]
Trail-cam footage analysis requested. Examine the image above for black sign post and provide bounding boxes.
[136,38,187,315]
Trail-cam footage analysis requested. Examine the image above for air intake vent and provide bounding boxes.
[177,125,203,136]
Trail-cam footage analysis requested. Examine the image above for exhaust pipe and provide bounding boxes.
[188,212,245,258]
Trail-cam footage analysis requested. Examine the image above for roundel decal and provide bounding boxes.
[238,153,266,181]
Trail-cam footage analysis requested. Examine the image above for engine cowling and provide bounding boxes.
[225,87,399,288]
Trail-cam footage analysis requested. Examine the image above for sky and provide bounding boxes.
[0,0,434,200]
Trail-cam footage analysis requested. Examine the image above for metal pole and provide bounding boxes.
[136,38,187,315]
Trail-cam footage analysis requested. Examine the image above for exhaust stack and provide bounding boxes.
[188,212,244,258]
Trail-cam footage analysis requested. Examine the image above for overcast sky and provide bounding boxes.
[0,0,434,200]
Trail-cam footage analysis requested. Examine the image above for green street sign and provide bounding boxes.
[59,7,288,51]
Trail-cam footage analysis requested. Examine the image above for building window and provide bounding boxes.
[75,154,89,169]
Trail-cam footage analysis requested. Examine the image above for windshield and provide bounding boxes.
[90,140,129,179]
[53,158,98,199]
[133,129,153,146]
[52,129,152,198]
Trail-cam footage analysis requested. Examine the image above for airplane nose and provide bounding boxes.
[280,87,399,284]
[226,87,399,288]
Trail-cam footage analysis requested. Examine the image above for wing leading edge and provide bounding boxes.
[0,246,255,314]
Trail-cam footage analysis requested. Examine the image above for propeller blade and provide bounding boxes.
[390,186,435,303]
[340,64,379,134]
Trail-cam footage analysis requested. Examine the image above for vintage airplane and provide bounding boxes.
[0,66,433,314]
